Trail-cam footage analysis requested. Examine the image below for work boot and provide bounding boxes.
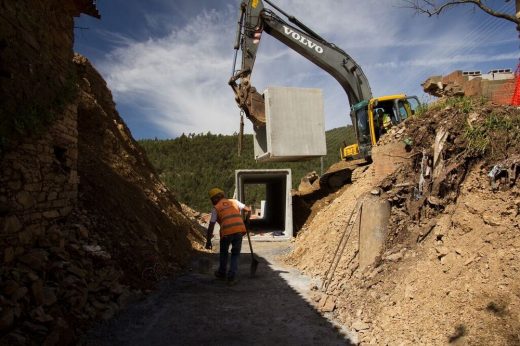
[227,276,239,286]
[214,270,226,280]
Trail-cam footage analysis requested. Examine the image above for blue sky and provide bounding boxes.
[74,0,518,139]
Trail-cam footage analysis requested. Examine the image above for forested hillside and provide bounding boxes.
[139,126,355,212]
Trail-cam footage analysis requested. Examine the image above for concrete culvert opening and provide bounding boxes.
[236,169,292,240]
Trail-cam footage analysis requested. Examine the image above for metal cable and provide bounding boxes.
[321,198,364,291]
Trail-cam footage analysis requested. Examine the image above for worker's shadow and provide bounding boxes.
[84,245,355,345]
[177,248,355,345]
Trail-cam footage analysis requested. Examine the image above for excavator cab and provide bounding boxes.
[341,95,420,161]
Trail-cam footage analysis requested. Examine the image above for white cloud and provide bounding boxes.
[96,0,518,138]
[371,51,519,69]
[99,6,242,137]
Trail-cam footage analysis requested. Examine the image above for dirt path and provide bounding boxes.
[83,241,355,345]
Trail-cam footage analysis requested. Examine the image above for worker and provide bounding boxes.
[206,188,251,285]
[375,109,383,138]
[377,109,392,133]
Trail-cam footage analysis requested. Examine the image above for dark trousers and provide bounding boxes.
[218,232,243,279]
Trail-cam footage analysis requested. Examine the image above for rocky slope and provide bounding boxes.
[75,54,205,285]
[0,55,205,345]
[286,99,520,345]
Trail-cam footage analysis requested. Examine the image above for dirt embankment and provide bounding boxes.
[286,99,520,345]
[75,54,205,285]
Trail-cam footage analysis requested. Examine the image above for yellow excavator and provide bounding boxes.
[229,0,420,189]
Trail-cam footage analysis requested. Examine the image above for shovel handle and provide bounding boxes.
[246,228,255,260]
[242,210,255,259]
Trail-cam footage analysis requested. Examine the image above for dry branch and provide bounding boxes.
[401,0,520,27]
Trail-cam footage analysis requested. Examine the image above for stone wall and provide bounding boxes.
[0,105,79,236]
[0,0,98,340]
[0,1,95,254]
[0,2,203,341]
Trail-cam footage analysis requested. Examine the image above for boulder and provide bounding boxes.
[352,320,370,331]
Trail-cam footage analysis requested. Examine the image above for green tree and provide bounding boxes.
[139,127,355,212]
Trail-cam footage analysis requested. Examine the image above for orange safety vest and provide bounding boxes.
[215,198,246,236]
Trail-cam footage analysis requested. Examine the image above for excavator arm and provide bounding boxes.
[229,0,373,128]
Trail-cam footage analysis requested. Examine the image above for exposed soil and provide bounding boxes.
[285,100,520,345]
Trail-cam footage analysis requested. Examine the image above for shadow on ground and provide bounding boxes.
[82,242,353,345]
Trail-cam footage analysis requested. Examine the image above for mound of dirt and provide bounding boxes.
[285,99,520,344]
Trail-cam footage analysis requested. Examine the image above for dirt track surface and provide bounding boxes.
[83,242,354,345]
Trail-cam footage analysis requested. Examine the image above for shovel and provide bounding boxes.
[244,213,259,277]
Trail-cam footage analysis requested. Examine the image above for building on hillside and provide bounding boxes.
[462,69,514,81]
[422,68,517,105]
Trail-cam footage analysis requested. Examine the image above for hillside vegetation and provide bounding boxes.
[139,127,356,211]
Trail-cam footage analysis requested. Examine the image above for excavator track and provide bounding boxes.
[319,158,368,190]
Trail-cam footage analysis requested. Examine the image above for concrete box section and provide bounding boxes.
[253,87,326,162]
[235,169,293,241]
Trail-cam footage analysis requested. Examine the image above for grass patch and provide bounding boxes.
[464,110,520,157]
[419,96,487,115]
[414,102,430,118]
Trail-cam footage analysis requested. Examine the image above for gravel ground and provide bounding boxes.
[82,241,355,345]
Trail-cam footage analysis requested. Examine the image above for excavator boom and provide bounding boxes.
[229,0,372,128]
[229,0,420,192]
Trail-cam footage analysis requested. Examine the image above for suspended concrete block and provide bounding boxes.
[253,87,326,162]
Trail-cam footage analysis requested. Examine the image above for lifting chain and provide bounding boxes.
[238,110,245,157]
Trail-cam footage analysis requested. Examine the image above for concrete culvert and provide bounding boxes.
[235,169,293,240]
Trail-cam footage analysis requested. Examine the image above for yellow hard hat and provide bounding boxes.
[208,188,224,198]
